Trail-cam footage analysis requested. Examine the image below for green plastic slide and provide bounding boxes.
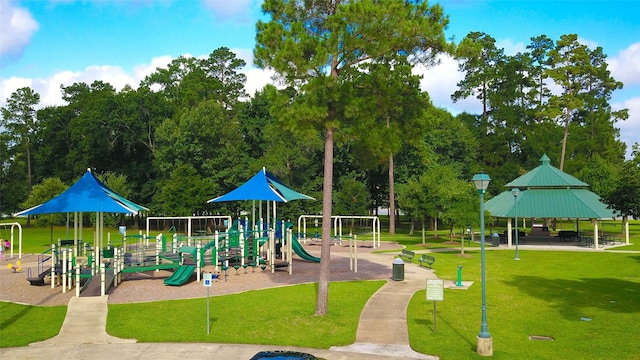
[292,236,320,263]
[163,265,196,286]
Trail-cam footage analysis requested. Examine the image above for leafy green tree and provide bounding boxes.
[526,35,554,110]
[396,177,429,242]
[453,32,503,118]
[423,107,478,175]
[438,181,477,243]
[545,34,625,170]
[142,55,201,109]
[601,157,640,242]
[201,47,247,110]
[344,58,431,235]
[96,171,134,227]
[333,172,370,233]
[255,0,450,315]
[20,177,67,229]
[143,48,247,111]
[155,164,215,216]
[60,81,119,175]
[32,105,76,182]
[153,98,247,213]
[1,87,40,194]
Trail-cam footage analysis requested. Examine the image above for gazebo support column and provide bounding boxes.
[593,219,599,248]
[507,220,513,248]
[624,217,630,244]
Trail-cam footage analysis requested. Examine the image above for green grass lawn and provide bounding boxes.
[407,250,640,359]
[107,281,384,348]
[2,218,640,358]
[0,302,67,347]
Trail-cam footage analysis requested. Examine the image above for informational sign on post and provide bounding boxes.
[426,279,444,301]
[204,273,213,334]
[426,279,444,332]
[203,273,213,287]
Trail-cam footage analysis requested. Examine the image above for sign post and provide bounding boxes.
[203,272,213,334]
[426,279,444,332]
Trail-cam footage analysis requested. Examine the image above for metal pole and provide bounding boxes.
[207,287,210,334]
[515,195,520,260]
[479,190,490,339]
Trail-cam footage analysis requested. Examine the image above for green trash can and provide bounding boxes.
[392,258,404,281]
[491,233,500,247]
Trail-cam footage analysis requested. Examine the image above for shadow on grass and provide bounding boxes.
[0,302,33,331]
[504,275,640,319]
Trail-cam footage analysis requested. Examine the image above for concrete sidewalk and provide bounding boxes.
[330,254,439,359]
[1,251,440,360]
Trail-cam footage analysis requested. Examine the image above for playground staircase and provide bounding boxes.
[27,267,51,286]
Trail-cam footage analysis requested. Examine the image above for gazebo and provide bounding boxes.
[485,155,623,248]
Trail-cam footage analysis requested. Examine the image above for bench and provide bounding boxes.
[400,249,415,263]
[418,254,435,269]
[556,230,579,242]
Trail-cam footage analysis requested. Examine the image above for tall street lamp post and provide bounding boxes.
[472,173,492,356]
[512,188,520,260]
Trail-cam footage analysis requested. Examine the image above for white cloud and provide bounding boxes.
[413,53,482,114]
[243,66,275,96]
[577,36,599,50]
[608,42,640,86]
[201,0,256,22]
[614,96,640,157]
[0,56,176,109]
[0,0,39,60]
[496,39,526,56]
[132,55,174,81]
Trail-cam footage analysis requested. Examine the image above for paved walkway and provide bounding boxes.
[1,250,443,360]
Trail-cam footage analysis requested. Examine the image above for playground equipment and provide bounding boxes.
[297,215,381,247]
[0,222,23,258]
[146,215,232,238]
[24,215,326,297]
[7,260,21,272]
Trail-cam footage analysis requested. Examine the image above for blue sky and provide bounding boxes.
[1,0,639,157]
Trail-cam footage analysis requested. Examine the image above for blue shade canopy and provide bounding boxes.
[207,168,315,203]
[15,170,148,215]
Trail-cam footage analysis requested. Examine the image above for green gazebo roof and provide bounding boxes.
[485,154,617,219]
[505,154,588,188]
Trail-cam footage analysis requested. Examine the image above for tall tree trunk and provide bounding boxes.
[316,127,334,316]
[559,108,571,171]
[388,152,395,235]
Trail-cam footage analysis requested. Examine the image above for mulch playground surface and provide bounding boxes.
[0,240,402,306]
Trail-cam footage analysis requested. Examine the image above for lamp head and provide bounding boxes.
[512,188,520,197]
[472,173,491,192]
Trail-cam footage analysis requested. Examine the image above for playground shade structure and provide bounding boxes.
[207,167,314,203]
[15,169,148,215]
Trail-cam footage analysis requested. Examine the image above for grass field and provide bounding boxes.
[407,250,640,359]
[1,217,639,358]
